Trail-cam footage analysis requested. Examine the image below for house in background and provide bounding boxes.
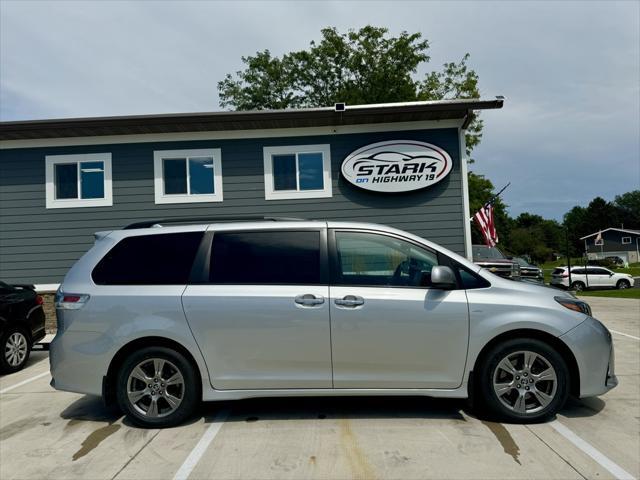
[581,228,640,264]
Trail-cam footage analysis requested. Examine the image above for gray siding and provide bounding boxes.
[0,127,465,284]
[585,230,640,254]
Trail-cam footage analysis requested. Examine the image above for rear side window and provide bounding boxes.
[92,232,203,285]
[210,231,320,284]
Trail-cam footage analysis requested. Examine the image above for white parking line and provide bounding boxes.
[173,409,230,480]
[610,329,640,341]
[550,420,636,480]
[0,371,50,394]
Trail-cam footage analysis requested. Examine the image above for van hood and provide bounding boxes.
[479,270,575,298]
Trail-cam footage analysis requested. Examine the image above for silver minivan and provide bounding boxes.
[50,219,617,427]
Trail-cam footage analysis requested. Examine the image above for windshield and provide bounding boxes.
[473,245,506,260]
[514,257,529,267]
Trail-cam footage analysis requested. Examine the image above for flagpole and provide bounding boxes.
[485,182,511,207]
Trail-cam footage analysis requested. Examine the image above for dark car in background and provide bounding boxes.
[604,256,625,267]
[472,245,521,280]
[513,257,544,283]
[0,281,46,373]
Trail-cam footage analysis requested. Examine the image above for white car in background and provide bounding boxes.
[551,266,634,291]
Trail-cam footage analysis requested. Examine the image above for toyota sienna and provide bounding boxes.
[50,218,617,427]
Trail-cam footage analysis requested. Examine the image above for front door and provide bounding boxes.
[329,230,469,389]
[586,267,610,286]
[182,229,332,390]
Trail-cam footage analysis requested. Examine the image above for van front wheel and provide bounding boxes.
[116,346,199,428]
[478,338,569,422]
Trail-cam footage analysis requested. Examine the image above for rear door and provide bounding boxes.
[182,228,332,390]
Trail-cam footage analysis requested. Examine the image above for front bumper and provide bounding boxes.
[560,316,617,397]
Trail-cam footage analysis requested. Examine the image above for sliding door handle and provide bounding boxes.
[334,295,364,307]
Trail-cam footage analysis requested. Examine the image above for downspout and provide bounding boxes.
[459,120,473,261]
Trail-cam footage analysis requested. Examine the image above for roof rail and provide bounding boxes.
[123,216,307,230]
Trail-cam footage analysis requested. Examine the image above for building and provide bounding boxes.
[0,98,503,289]
[581,228,640,264]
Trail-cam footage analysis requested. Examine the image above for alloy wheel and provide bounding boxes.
[126,358,185,418]
[5,332,28,367]
[492,350,558,415]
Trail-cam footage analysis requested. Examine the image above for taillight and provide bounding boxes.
[562,273,569,278]
[55,289,90,310]
[36,295,44,305]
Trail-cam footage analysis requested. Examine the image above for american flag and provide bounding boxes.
[474,203,499,247]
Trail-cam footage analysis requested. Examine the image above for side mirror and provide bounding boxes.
[429,266,457,290]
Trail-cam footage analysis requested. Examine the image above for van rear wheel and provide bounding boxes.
[478,338,569,422]
[116,346,199,428]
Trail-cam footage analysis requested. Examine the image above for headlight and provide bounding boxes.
[554,296,592,316]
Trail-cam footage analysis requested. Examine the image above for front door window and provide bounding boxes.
[333,231,439,287]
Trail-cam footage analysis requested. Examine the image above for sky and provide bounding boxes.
[1,0,638,220]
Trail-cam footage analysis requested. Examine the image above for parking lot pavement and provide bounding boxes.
[1,298,638,480]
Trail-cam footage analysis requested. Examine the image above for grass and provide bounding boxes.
[615,266,640,276]
[576,288,640,299]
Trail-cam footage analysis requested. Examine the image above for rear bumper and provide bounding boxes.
[49,329,110,396]
[560,316,617,397]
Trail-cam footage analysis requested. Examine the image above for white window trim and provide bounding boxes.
[153,148,223,204]
[622,237,631,244]
[263,144,332,200]
[45,153,112,209]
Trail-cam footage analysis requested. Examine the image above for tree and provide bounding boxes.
[562,195,635,254]
[509,213,564,262]
[614,190,640,227]
[218,26,483,154]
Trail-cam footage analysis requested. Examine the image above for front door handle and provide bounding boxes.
[295,294,325,306]
[334,295,365,307]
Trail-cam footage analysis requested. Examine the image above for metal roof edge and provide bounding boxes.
[0,98,504,141]
[579,227,640,240]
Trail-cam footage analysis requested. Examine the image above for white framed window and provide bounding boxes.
[153,149,223,204]
[263,144,332,200]
[622,237,631,244]
[45,153,112,209]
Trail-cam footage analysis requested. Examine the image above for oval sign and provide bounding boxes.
[341,140,453,193]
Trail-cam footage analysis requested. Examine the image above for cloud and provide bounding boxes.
[1,0,638,220]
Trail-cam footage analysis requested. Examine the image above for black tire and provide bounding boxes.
[477,338,569,423]
[0,326,31,374]
[617,279,631,290]
[570,281,585,291]
[116,346,199,428]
